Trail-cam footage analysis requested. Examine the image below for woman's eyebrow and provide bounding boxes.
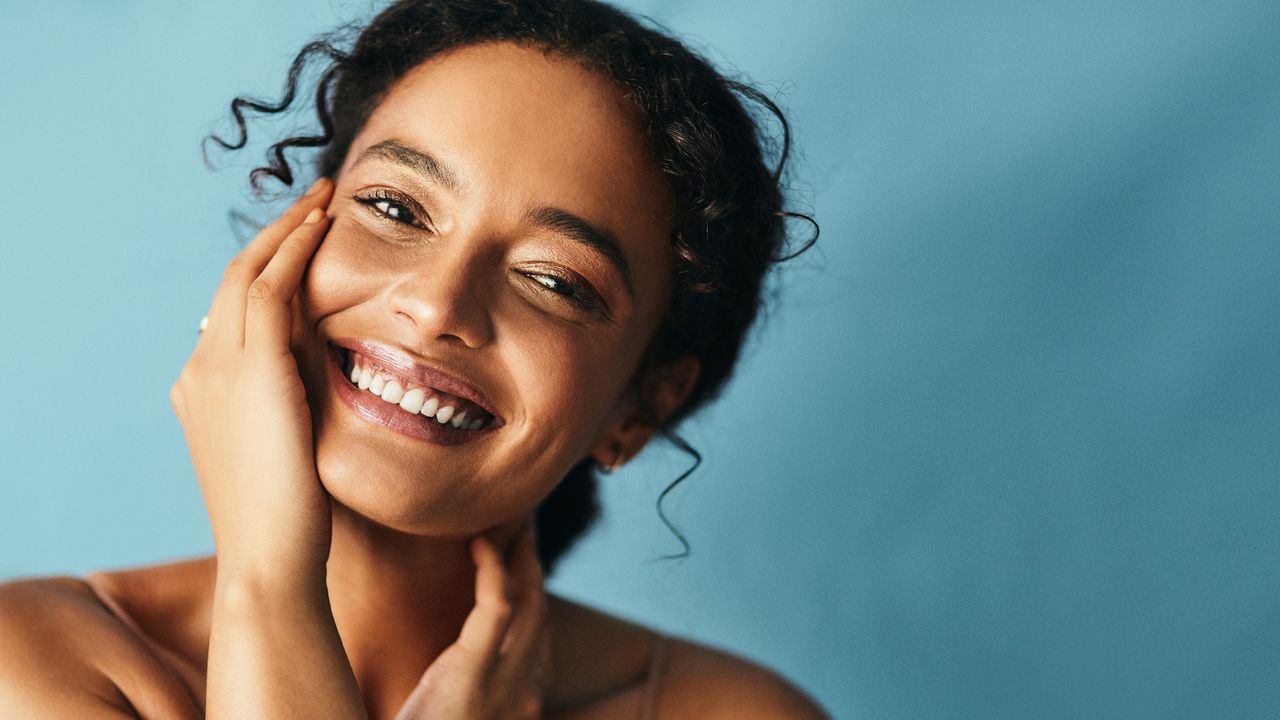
[524,206,634,299]
[355,138,635,300]
[355,139,463,194]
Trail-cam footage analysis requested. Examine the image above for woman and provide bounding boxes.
[0,1,824,717]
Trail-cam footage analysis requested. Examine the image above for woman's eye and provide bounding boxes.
[353,189,430,230]
[533,274,569,294]
[523,271,608,318]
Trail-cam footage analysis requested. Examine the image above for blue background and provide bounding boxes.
[2,2,1278,718]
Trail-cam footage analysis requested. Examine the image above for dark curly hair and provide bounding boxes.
[207,0,817,574]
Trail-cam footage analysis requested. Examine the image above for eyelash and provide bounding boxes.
[519,268,607,317]
[353,188,430,230]
[352,189,609,318]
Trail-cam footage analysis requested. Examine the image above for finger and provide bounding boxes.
[203,178,332,348]
[534,622,553,687]
[243,207,330,355]
[201,178,329,351]
[498,524,547,663]
[454,537,514,668]
[288,292,309,358]
[511,616,553,697]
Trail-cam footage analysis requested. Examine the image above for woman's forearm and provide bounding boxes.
[206,568,368,720]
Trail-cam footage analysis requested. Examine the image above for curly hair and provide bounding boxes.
[207,0,817,574]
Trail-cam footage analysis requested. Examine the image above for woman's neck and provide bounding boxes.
[324,502,524,715]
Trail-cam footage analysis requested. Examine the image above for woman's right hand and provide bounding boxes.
[174,178,371,720]
[169,178,336,581]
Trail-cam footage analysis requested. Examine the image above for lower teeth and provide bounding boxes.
[344,352,485,430]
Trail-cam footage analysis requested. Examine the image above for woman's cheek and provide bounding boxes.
[303,220,390,313]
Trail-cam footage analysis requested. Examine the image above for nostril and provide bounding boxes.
[389,281,494,350]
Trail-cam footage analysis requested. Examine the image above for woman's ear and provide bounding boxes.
[589,355,701,470]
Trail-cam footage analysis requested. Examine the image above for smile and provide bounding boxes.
[327,341,501,445]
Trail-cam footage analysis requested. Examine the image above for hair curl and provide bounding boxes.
[207,0,817,574]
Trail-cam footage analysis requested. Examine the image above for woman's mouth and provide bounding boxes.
[327,343,500,445]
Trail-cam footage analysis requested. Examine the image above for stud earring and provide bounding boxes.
[599,451,626,475]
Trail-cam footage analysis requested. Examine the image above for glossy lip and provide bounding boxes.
[327,343,500,445]
[330,338,503,424]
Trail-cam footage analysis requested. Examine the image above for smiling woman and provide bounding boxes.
[0,1,823,718]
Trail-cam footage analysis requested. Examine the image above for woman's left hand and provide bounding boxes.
[395,524,552,720]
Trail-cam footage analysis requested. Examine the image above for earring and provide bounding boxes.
[599,451,626,474]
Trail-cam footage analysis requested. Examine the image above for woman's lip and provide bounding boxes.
[327,344,497,445]
[329,338,502,423]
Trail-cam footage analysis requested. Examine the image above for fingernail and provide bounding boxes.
[304,207,325,224]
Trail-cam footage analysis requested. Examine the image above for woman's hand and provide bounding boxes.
[395,524,553,720]
[169,179,335,580]
[175,180,371,719]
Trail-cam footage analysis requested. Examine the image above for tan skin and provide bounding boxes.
[0,43,826,719]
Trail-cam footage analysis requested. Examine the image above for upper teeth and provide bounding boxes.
[345,352,491,431]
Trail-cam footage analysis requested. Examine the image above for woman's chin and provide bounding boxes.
[313,430,525,539]
[314,440,448,533]
[305,354,573,538]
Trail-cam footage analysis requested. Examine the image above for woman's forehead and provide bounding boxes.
[345,42,673,225]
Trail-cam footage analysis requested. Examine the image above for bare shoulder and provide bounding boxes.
[0,575,200,719]
[658,637,829,719]
[0,576,138,716]
[547,595,827,719]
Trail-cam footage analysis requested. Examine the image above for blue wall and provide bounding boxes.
[2,2,1278,718]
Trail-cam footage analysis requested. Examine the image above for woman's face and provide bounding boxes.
[295,41,680,535]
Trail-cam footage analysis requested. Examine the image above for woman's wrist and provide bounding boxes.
[206,553,366,720]
[213,554,330,607]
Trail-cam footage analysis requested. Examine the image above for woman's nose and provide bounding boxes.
[386,249,495,350]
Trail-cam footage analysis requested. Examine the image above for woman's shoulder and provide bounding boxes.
[653,637,828,720]
[548,595,828,719]
[0,567,206,719]
[0,575,135,714]
[0,569,825,719]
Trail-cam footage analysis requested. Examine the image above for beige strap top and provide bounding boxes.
[637,632,669,720]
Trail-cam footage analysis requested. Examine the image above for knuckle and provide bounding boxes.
[280,232,308,251]
[179,356,205,378]
[519,694,542,719]
[173,366,195,390]
[221,257,248,287]
[487,597,513,624]
[266,209,299,233]
[246,277,276,302]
